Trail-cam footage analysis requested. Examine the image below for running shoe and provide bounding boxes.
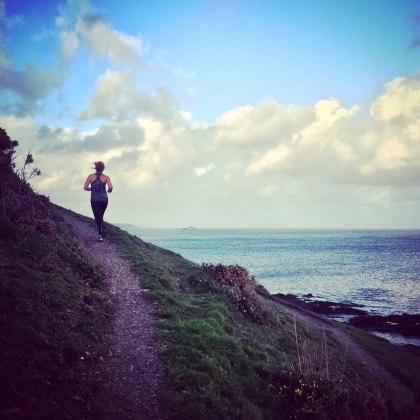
[98,235,104,242]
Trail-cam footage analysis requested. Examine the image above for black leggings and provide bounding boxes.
[91,201,108,235]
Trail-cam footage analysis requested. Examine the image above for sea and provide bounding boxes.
[121,228,420,345]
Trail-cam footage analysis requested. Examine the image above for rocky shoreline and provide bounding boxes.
[273,293,420,355]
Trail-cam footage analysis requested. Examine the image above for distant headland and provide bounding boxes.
[115,223,139,229]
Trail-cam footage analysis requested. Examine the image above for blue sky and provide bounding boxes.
[1,0,420,228]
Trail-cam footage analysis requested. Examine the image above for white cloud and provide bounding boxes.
[246,145,291,175]
[80,70,138,119]
[215,100,315,147]
[358,76,420,180]
[360,137,410,175]
[296,99,360,144]
[80,70,186,124]
[59,30,79,62]
[370,77,420,122]
[211,80,420,189]
[74,73,419,200]
[194,163,215,177]
[75,16,146,68]
[180,110,193,121]
[0,116,38,142]
[54,0,148,75]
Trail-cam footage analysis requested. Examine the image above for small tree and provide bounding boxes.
[16,151,42,183]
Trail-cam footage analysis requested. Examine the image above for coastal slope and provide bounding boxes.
[1,202,420,418]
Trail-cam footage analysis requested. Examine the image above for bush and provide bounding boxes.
[0,127,18,174]
[0,127,54,234]
[193,263,273,325]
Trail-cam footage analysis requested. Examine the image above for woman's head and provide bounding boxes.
[94,161,105,173]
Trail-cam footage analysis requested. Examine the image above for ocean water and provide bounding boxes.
[122,228,420,317]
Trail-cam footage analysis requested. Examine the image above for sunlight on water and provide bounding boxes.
[123,228,420,316]
[370,332,420,347]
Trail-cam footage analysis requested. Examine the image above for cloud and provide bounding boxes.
[215,100,315,147]
[246,145,291,175]
[37,122,144,155]
[22,75,419,199]
[212,78,420,188]
[213,98,361,184]
[80,69,186,124]
[59,30,79,62]
[361,76,420,181]
[79,70,139,120]
[74,14,147,68]
[365,137,408,172]
[0,1,61,116]
[194,163,215,177]
[369,77,420,123]
[0,62,62,116]
[55,1,147,69]
[2,72,420,227]
[0,115,38,145]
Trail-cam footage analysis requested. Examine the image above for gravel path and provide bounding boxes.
[61,212,170,419]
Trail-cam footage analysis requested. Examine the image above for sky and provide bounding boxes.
[1,0,420,228]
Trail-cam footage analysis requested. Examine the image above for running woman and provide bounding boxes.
[84,161,113,242]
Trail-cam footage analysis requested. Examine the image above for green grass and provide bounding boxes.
[0,209,112,417]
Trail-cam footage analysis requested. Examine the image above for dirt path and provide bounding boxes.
[61,212,170,419]
[270,295,415,411]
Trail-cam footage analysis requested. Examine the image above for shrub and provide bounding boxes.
[0,127,18,174]
[193,263,273,325]
[0,127,54,234]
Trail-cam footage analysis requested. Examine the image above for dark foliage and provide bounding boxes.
[194,263,273,325]
[0,127,53,234]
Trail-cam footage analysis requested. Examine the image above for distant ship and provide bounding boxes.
[183,225,197,230]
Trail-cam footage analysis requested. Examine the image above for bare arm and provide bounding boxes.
[84,176,91,191]
[107,177,113,193]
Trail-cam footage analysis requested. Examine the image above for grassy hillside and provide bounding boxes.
[0,208,113,417]
[0,128,113,417]
[100,219,419,419]
[1,127,419,418]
